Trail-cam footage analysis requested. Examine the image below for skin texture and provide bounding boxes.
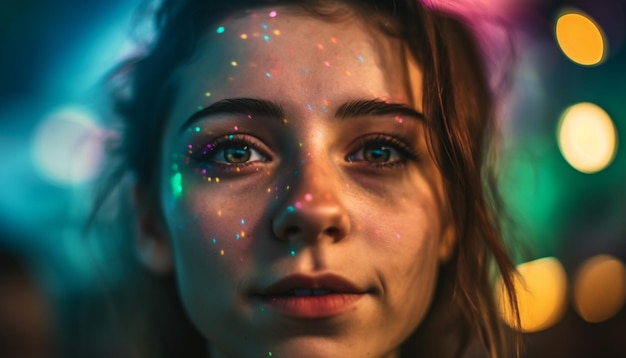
[140,6,455,358]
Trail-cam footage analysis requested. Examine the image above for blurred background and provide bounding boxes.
[0,0,624,357]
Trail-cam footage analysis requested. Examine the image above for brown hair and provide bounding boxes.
[88,1,520,357]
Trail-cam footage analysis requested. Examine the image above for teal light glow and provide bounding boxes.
[171,172,183,198]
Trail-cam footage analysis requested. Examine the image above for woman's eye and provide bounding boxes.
[213,142,266,164]
[349,142,403,164]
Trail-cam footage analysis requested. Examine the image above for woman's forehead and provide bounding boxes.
[171,7,421,112]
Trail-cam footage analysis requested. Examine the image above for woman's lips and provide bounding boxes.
[252,274,367,319]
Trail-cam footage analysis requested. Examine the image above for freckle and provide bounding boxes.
[322,99,329,106]
[220,250,224,256]
[217,210,222,217]
[240,33,248,39]
[304,193,313,201]
[295,201,302,209]
[273,29,280,35]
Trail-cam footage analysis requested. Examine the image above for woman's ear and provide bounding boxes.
[134,185,173,274]
[438,216,456,263]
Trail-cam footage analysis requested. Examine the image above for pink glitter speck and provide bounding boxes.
[269,10,277,17]
[295,201,303,209]
[304,193,312,201]
[234,125,239,131]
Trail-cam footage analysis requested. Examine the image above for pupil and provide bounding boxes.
[224,144,251,163]
[365,145,390,162]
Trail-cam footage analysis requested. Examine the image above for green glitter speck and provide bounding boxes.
[268,353,272,357]
[171,172,183,198]
[216,26,225,34]
[195,126,200,132]
[290,250,296,257]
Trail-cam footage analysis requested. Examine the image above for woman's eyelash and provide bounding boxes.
[189,134,269,171]
[348,134,422,166]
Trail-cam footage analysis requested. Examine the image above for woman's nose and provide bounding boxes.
[271,173,351,244]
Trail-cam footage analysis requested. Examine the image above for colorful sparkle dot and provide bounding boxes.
[306,104,312,111]
[323,61,330,67]
[331,37,337,44]
[317,43,324,50]
[205,92,212,97]
[345,70,352,76]
[170,172,183,197]
[198,105,204,110]
[267,187,272,193]
[231,61,238,66]
[358,55,364,62]
[295,201,302,209]
[217,210,222,217]
[395,116,404,123]
[260,305,266,312]
[304,193,313,201]
[273,29,281,35]
[268,353,272,357]
[240,33,248,39]
[215,177,220,183]
[216,26,225,34]
[264,35,270,41]
[195,126,200,132]
[287,206,295,213]
[262,24,268,29]
[282,118,288,124]
[265,72,271,78]
[241,219,245,225]
[269,10,277,18]
[212,238,217,244]
[207,177,212,182]
[220,250,224,256]
[236,233,240,239]
[290,250,296,257]
[240,231,246,238]
[234,125,239,131]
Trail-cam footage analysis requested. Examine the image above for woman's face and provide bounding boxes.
[148,7,453,358]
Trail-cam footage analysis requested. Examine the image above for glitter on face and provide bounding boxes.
[262,24,269,29]
[171,172,183,198]
[269,10,277,17]
[217,210,222,217]
[306,104,312,111]
[265,72,271,78]
[317,43,324,50]
[241,219,245,225]
[195,126,200,132]
[268,352,272,357]
[282,118,288,124]
[236,233,240,239]
[240,33,248,39]
[331,37,337,44]
[220,250,224,256]
[231,61,238,66]
[304,193,313,201]
[287,205,295,213]
[358,55,364,62]
[205,92,211,97]
[198,105,204,110]
[273,29,280,35]
[234,125,239,131]
[212,238,217,244]
[264,35,270,42]
[295,201,303,209]
[215,177,220,183]
[290,250,296,257]
[216,26,225,34]
[395,116,404,123]
[323,61,330,67]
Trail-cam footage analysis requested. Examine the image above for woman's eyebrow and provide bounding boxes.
[335,99,424,121]
[180,98,285,132]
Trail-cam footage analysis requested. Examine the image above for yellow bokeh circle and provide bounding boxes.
[573,255,626,323]
[558,102,618,174]
[556,11,606,65]
[496,257,568,332]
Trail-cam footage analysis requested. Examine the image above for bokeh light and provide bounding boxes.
[31,106,104,186]
[555,11,606,66]
[557,102,618,174]
[573,255,626,323]
[496,257,568,332]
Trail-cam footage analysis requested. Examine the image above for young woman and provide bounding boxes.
[87,0,519,357]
